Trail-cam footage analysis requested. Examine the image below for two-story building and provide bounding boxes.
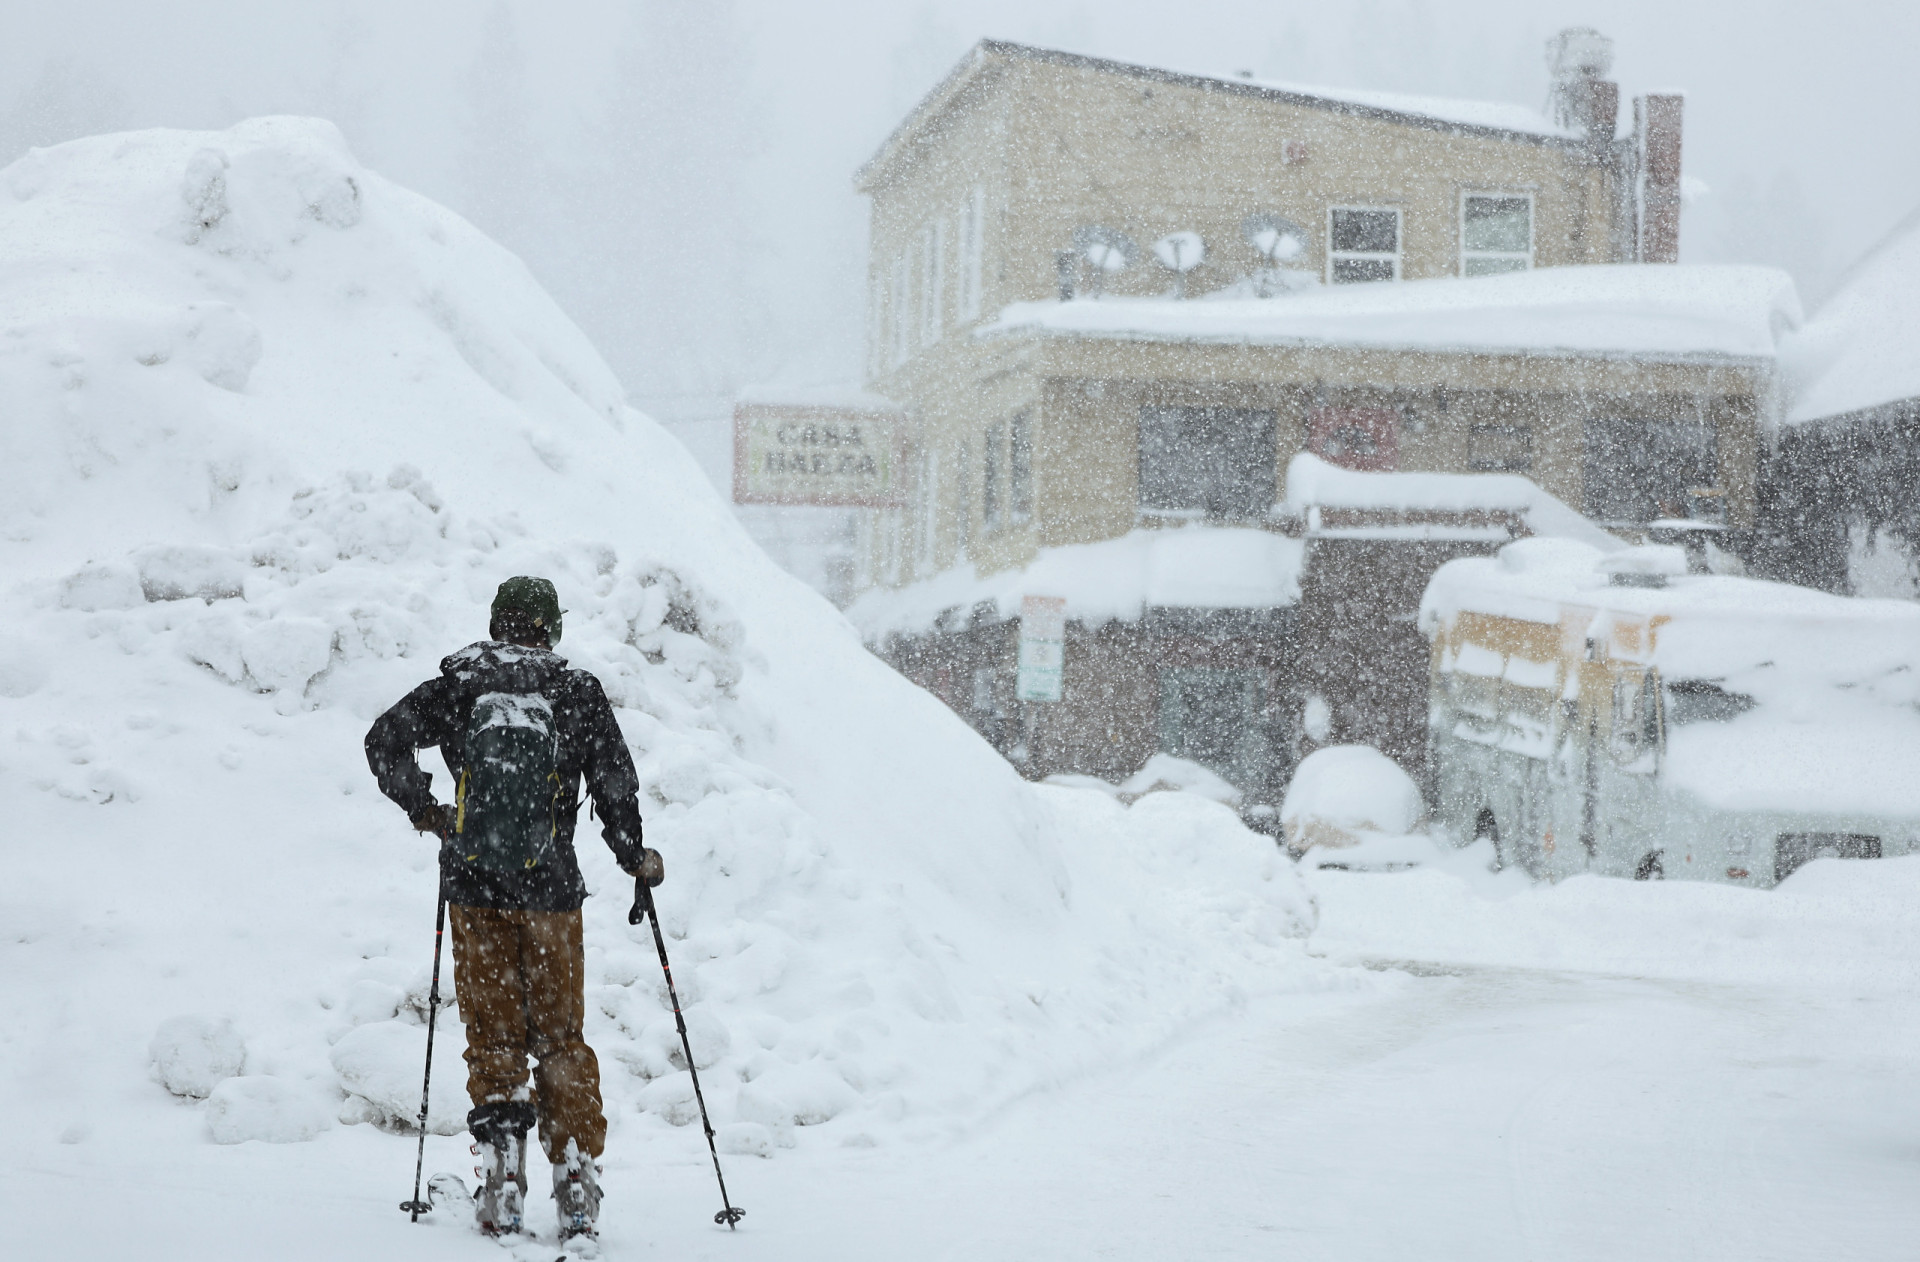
[840,32,1796,804]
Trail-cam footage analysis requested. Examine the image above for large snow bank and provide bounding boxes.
[0,118,1325,1181]
[849,525,1304,639]
[1783,208,1920,422]
[984,264,1799,362]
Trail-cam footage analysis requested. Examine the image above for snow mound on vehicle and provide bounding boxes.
[0,119,1326,1174]
[1281,745,1426,854]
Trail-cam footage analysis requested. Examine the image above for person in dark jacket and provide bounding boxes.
[366,576,660,1240]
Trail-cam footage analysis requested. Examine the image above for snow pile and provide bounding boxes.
[984,264,1800,362]
[1783,208,1920,421]
[1309,852,1920,992]
[1046,753,1245,807]
[0,118,1325,1175]
[1279,746,1425,855]
[849,525,1304,639]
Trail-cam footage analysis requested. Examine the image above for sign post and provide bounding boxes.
[1016,595,1066,703]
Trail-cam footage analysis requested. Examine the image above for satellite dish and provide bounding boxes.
[1152,231,1206,273]
[1242,212,1308,264]
[1071,224,1137,273]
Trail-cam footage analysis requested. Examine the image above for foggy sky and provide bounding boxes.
[1,0,1913,435]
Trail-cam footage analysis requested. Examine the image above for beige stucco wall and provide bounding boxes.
[851,46,1758,596]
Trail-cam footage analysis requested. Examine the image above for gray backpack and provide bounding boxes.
[454,691,561,871]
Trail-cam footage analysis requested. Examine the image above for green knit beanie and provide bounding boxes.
[490,576,564,646]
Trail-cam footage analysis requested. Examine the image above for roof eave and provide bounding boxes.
[977,320,1774,370]
[857,38,1582,197]
[855,42,1002,194]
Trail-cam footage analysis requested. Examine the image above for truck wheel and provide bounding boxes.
[1634,851,1665,881]
[1474,808,1504,870]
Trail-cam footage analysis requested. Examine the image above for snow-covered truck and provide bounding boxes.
[1420,538,1920,887]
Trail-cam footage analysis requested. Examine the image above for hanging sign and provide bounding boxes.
[1017,595,1066,702]
[732,402,907,507]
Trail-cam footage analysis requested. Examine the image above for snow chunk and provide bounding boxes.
[60,563,144,612]
[329,1020,464,1134]
[1281,746,1426,855]
[205,1075,333,1144]
[134,545,247,602]
[149,1015,246,1098]
[716,1121,774,1158]
[241,617,333,693]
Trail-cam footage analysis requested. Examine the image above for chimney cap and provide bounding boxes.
[1547,27,1614,83]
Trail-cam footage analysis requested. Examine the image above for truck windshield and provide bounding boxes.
[1664,678,1759,724]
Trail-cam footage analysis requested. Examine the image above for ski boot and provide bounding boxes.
[553,1139,603,1242]
[468,1100,536,1237]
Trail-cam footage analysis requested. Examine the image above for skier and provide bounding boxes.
[365,576,661,1241]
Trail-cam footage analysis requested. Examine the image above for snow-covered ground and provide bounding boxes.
[6,119,1915,1261]
[18,843,1920,1259]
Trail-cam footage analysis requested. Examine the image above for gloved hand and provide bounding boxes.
[410,803,454,838]
[624,848,665,888]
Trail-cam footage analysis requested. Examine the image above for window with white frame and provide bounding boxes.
[868,264,885,377]
[1327,207,1401,283]
[919,222,944,345]
[889,251,910,366]
[1461,193,1532,275]
[1009,410,1033,522]
[982,422,1003,529]
[853,510,875,591]
[881,507,903,585]
[958,187,985,319]
[955,439,972,557]
[916,446,938,574]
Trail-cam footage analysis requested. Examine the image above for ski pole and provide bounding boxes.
[400,891,449,1222]
[630,877,746,1230]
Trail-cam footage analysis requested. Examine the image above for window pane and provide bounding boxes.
[1582,418,1718,522]
[1332,257,1395,284]
[1138,407,1276,516]
[1464,256,1529,276]
[1159,667,1269,789]
[983,424,1003,525]
[1330,208,1398,254]
[1468,423,1532,471]
[1010,412,1032,518]
[1464,196,1530,254]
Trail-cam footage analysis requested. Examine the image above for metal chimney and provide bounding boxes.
[1546,28,1619,150]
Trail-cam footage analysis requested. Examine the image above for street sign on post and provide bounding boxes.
[1016,595,1066,702]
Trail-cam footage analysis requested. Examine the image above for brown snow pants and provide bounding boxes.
[448,904,606,1163]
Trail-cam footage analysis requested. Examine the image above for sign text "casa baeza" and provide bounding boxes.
[733,403,906,507]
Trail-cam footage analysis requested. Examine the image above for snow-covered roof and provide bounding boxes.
[983,265,1799,363]
[1283,453,1624,551]
[860,39,1577,190]
[848,526,1305,639]
[1782,206,1920,422]
[1197,70,1568,140]
[1421,538,1920,680]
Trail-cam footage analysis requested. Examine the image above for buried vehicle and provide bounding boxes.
[1420,539,1920,887]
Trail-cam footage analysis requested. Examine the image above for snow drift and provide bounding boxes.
[0,117,1321,1186]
